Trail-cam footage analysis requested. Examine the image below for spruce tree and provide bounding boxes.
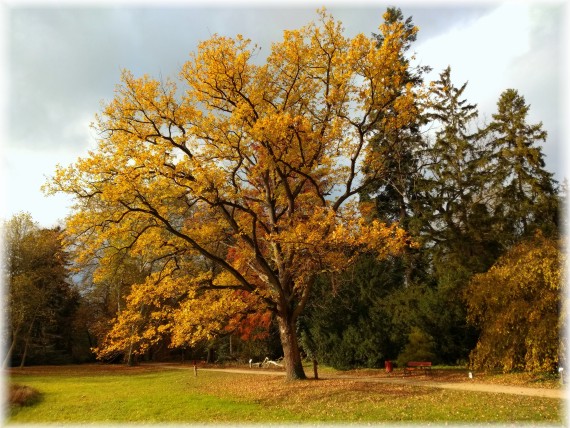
[415,68,497,362]
[362,7,430,286]
[420,67,500,278]
[483,88,558,244]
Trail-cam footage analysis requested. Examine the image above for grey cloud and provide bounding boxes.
[507,3,565,181]
[7,4,551,161]
[5,7,314,152]
[9,8,132,150]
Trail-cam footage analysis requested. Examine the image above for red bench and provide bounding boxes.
[404,361,432,375]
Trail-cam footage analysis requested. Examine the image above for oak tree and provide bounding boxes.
[47,10,417,379]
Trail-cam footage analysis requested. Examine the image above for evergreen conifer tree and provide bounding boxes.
[483,89,559,244]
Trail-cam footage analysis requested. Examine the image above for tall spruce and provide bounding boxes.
[362,7,429,286]
[415,68,497,362]
[421,66,500,279]
[483,88,558,244]
[365,7,428,231]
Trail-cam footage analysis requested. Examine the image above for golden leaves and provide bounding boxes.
[182,33,259,113]
[49,9,421,359]
[465,233,563,372]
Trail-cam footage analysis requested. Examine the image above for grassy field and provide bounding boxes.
[5,364,564,424]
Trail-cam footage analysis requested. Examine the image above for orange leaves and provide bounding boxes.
[227,310,273,341]
[49,9,421,362]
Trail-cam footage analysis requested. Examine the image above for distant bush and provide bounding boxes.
[396,327,436,366]
[9,384,41,407]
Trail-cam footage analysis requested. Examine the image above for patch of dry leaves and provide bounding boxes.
[198,373,433,419]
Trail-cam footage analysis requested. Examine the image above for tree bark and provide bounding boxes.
[126,326,135,366]
[4,336,17,368]
[277,313,306,380]
[3,324,21,368]
[19,321,35,368]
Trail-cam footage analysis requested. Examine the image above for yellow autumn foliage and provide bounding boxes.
[46,9,420,375]
[465,233,564,372]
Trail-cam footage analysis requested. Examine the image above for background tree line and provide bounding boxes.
[302,57,561,371]
[302,40,562,371]
[3,213,79,367]
[2,8,563,373]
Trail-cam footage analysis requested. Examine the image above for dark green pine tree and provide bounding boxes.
[362,7,431,287]
[414,67,500,363]
[301,255,407,369]
[421,66,500,279]
[483,88,559,244]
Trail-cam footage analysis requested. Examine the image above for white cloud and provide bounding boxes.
[2,148,78,227]
[415,3,564,182]
[417,3,532,113]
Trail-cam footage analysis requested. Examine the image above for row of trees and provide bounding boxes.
[302,59,562,370]
[3,8,564,377]
[3,214,79,367]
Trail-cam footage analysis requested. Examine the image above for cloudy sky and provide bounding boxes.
[1,0,568,227]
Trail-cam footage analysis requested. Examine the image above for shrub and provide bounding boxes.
[396,327,436,366]
[9,384,41,407]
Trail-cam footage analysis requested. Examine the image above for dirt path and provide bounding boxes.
[334,375,565,399]
[161,365,565,399]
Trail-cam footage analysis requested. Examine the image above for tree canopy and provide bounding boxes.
[47,9,419,379]
[37,7,563,376]
[3,213,78,367]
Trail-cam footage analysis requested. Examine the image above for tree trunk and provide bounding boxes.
[4,337,17,368]
[19,318,36,368]
[277,313,306,380]
[20,340,29,368]
[20,326,33,368]
[126,343,135,366]
[126,325,135,366]
[3,324,21,368]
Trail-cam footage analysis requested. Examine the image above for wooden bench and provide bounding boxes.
[403,361,432,376]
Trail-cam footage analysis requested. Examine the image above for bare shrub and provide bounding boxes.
[9,384,41,407]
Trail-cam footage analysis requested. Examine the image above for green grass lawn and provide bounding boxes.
[7,367,290,424]
[6,364,564,424]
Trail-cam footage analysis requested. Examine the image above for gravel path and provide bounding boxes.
[161,365,565,399]
[334,375,565,399]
